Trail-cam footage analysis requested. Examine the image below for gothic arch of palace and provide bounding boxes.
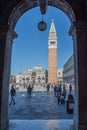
[0,1,87,130]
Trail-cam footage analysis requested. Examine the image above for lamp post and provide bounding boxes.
[38,1,48,31]
[38,15,47,31]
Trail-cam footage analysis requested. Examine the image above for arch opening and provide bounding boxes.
[8,0,76,30]
[1,1,77,130]
[8,4,74,123]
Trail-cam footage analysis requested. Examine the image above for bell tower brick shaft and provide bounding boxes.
[48,20,58,83]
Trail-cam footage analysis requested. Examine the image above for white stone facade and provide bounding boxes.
[57,68,63,84]
[63,55,74,84]
[15,67,64,85]
[15,65,46,85]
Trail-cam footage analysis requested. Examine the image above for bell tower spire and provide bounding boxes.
[48,19,58,83]
[49,19,56,33]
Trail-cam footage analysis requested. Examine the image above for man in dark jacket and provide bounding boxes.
[9,85,16,105]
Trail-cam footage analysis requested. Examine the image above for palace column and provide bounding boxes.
[69,21,87,130]
[0,25,17,130]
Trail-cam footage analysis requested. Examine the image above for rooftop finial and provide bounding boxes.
[52,19,54,22]
[49,19,56,33]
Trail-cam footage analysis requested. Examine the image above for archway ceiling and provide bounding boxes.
[0,0,86,27]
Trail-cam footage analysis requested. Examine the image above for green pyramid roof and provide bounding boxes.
[49,19,56,33]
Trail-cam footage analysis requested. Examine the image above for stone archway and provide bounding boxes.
[7,1,76,129]
[1,1,76,130]
[8,0,75,29]
[0,1,87,130]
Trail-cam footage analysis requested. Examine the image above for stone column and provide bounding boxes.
[69,21,87,130]
[0,25,17,130]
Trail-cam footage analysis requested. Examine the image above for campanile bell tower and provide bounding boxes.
[48,19,57,83]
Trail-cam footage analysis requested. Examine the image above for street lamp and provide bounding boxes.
[38,15,47,31]
[38,1,48,31]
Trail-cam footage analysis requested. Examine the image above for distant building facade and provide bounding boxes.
[57,68,63,84]
[63,55,74,84]
[12,66,63,85]
[10,75,16,84]
[15,54,74,86]
[15,65,46,85]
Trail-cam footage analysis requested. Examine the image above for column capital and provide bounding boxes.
[7,27,18,42]
[0,25,18,43]
[69,21,87,36]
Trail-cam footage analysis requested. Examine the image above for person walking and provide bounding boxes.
[62,85,67,99]
[57,93,61,104]
[69,84,72,94]
[9,85,16,105]
[53,83,57,96]
[27,84,32,96]
[46,84,50,92]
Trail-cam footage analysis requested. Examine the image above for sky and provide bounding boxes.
[11,6,73,75]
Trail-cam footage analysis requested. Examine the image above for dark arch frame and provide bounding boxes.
[8,0,76,30]
[1,1,87,130]
[6,0,76,127]
[1,1,81,130]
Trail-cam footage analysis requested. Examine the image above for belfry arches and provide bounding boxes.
[0,0,87,130]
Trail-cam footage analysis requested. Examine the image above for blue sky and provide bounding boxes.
[11,6,73,75]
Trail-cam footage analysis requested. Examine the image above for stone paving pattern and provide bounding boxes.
[9,120,73,130]
[8,85,73,120]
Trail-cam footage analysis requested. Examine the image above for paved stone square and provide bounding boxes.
[9,119,73,130]
[8,85,73,120]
